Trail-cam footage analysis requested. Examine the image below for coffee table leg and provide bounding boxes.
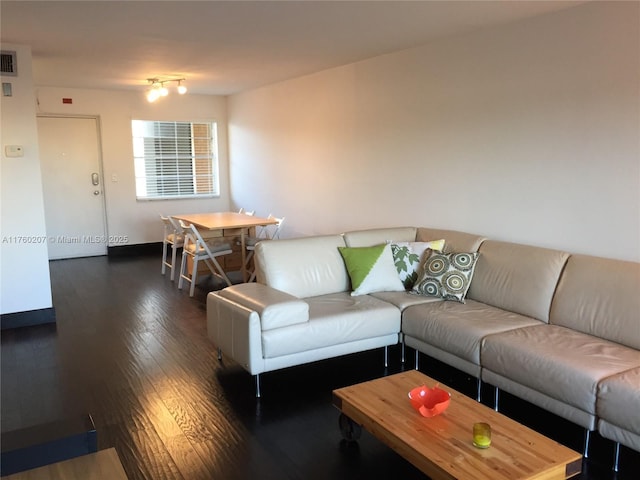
[338,413,362,442]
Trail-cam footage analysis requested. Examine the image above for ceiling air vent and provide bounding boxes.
[1,51,17,76]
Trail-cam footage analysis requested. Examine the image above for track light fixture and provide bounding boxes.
[146,77,187,103]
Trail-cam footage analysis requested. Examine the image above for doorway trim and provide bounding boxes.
[37,114,109,257]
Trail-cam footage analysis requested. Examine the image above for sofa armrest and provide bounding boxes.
[207,292,264,374]
[217,283,309,331]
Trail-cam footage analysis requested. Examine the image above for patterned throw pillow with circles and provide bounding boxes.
[412,251,479,303]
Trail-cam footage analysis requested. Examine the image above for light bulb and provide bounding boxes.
[144,78,188,102]
[147,88,160,102]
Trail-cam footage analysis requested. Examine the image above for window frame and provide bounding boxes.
[132,119,220,201]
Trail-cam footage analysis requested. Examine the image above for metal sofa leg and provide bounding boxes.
[255,374,261,398]
[415,350,419,370]
[613,442,621,472]
[583,429,591,458]
[384,346,388,368]
[494,387,500,412]
[476,378,482,402]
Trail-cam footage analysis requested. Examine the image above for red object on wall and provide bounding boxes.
[62,98,72,104]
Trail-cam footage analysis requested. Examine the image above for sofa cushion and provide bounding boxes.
[412,252,479,303]
[597,367,640,439]
[550,254,640,350]
[598,421,640,453]
[597,367,640,451]
[218,283,309,331]
[255,234,349,298]
[390,240,445,289]
[402,299,542,366]
[467,240,569,322]
[261,292,401,358]
[371,291,442,311]
[343,227,417,247]
[416,228,485,254]
[338,244,405,296]
[481,325,640,415]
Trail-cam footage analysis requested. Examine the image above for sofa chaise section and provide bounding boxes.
[482,325,640,429]
[207,234,401,396]
[481,253,640,456]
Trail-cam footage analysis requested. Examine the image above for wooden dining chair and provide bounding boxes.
[160,215,185,281]
[178,221,233,296]
[244,214,285,282]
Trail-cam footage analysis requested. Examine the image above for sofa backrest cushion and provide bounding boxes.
[255,235,349,298]
[467,240,569,322]
[550,254,640,350]
[343,227,417,247]
[416,228,485,253]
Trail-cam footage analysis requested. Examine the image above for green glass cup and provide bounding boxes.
[473,422,491,448]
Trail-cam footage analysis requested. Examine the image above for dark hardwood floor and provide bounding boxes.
[2,254,638,479]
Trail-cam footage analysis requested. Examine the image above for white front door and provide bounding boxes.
[38,116,108,259]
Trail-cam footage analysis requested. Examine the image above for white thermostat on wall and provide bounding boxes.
[4,145,24,157]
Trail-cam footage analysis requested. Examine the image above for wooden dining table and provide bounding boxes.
[172,212,278,282]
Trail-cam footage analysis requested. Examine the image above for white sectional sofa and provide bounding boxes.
[207,226,640,470]
[207,234,402,397]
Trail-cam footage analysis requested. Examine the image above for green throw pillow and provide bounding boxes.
[338,244,405,296]
[412,252,479,303]
[390,240,445,289]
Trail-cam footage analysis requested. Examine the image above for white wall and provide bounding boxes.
[34,87,231,245]
[1,44,53,314]
[228,1,640,262]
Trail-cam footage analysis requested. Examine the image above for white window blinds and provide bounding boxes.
[132,120,219,199]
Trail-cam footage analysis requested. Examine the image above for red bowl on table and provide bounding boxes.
[408,384,451,417]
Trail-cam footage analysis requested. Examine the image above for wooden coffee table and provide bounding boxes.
[333,370,581,480]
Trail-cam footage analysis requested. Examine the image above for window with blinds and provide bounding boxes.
[132,120,219,199]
